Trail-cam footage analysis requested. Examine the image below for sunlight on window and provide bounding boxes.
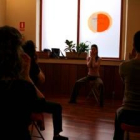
[42,0,77,56]
[41,0,122,58]
[80,0,121,58]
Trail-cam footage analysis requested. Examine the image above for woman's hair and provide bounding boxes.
[91,44,99,61]
[0,26,22,79]
[134,31,140,53]
[22,40,37,62]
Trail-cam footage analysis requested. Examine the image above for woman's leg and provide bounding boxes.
[42,100,63,135]
[34,98,63,135]
[69,76,89,103]
[96,78,104,106]
[33,98,68,139]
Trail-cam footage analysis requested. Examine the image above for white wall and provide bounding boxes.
[0,0,6,26]
[6,0,36,43]
[125,0,140,59]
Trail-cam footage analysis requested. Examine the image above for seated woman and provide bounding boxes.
[0,26,68,140]
[113,31,140,140]
[69,44,103,105]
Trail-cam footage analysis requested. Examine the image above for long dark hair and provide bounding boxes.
[22,40,37,63]
[91,44,99,61]
[0,26,22,79]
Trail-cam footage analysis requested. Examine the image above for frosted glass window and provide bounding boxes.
[41,0,122,58]
[42,0,77,56]
[80,0,121,58]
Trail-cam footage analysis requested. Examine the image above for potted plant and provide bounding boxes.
[64,40,77,59]
[76,42,89,59]
[64,40,76,52]
[64,40,89,59]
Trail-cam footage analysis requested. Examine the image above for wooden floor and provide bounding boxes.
[31,96,140,140]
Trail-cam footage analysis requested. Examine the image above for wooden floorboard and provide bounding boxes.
[31,96,140,140]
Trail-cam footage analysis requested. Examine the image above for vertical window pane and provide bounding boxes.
[80,0,121,58]
[42,0,77,56]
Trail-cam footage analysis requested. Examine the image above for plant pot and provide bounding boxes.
[66,52,87,59]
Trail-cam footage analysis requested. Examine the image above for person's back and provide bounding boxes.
[113,30,140,140]
[120,59,140,110]
[0,26,40,140]
[1,79,39,140]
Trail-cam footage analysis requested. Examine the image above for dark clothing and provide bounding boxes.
[119,59,140,111]
[30,61,40,85]
[30,61,63,135]
[69,75,103,103]
[1,79,38,140]
[113,59,140,140]
[42,100,62,135]
[0,79,62,140]
[113,107,140,140]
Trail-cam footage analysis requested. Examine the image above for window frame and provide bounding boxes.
[39,0,124,60]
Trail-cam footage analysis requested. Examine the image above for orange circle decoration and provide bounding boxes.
[88,12,112,33]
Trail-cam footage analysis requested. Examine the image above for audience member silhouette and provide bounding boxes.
[113,30,140,140]
[0,26,68,140]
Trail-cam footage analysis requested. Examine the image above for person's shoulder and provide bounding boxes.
[14,79,34,89]
[119,60,132,69]
[120,59,131,65]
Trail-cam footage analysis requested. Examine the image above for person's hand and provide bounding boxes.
[90,50,96,58]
